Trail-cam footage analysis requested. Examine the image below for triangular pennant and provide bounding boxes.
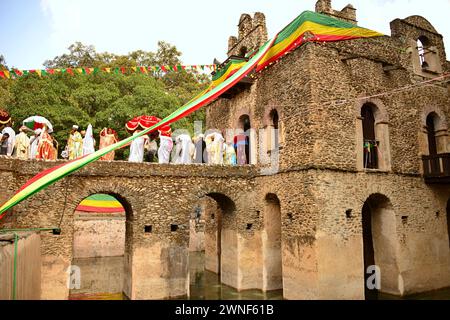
[104,68,111,73]
[46,69,55,75]
[35,70,42,77]
[41,70,48,76]
[120,67,126,74]
[140,66,148,74]
[0,71,5,79]
[93,68,99,74]
[76,68,83,74]
[67,68,74,75]
[131,67,137,73]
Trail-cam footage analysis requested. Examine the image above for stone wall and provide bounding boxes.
[73,211,125,259]
[0,232,41,300]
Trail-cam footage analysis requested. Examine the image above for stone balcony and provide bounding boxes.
[422,153,450,184]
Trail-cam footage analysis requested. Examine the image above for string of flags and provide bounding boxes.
[0,64,218,79]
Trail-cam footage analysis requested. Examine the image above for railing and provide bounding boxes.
[422,153,450,182]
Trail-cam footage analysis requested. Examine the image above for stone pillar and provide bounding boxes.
[128,242,189,300]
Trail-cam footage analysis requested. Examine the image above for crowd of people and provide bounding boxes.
[1,117,250,166]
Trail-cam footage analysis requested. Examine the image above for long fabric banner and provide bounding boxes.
[0,64,217,79]
[0,37,277,218]
[0,10,383,218]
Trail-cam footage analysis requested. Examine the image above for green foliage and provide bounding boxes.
[0,41,210,160]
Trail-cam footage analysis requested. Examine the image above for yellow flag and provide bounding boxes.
[4,70,10,79]
[35,70,42,77]
[105,68,111,73]
[76,68,83,74]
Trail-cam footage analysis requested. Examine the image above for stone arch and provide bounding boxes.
[361,193,401,299]
[355,98,391,171]
[193,188,239,288]
[404,15,438,34]
[234,113,256,165]
[419,106,448,156]
[70,192,127,299]
[67,183,137,299]
[262,193,283,292]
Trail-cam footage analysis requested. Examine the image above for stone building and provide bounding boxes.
[1,0,450,300]
[205,0,450,299]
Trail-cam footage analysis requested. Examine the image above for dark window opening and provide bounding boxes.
[171,224,179,232]
[361,104,379,169]
[269,109,280,153]
[426,113,440,174]
[235,115,251,165]
[239,46,248,58]
[246,223,253,230]
[417,36,431,69]
[144,225,152,233]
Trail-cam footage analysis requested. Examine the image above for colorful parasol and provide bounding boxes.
[0,109,11,125]
[126,115,171,137]
[23,116,54,133]
[126,115,160,132]
[76,194,125,213]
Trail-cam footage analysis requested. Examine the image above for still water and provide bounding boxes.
[68,252,449,301]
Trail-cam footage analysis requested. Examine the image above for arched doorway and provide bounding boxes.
[189,193,237,299]
[70,193,128,300]
[426,113,440,174]
[262,194,283,292]
[362,194,399,300]
[268,109,279,153]
[361,103,378,169]
[236,115,251,165]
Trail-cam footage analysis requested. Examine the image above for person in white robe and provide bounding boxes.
[29,128,42,160]
[173,134,195,165]
[82,124,96,156]
[14,126,31,160]
[205,132,225,165]
[128,130,149,163]
[158,134,174,164]
[1,125,16,156]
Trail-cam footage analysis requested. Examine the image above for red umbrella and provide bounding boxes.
[126,115,171,137]
[0,109,11,125]
[126,115,160,132]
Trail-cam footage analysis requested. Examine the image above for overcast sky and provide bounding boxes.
[0,0,449,69]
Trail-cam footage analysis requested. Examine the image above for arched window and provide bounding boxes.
[269,109,279,152]
[239,46,248,58]
[361,104,378,169]
[413,35,441,75]
[426,113,438,156]
[417,36,430,69]
[235,115,251,165]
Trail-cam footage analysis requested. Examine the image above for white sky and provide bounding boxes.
[2,0,450,68]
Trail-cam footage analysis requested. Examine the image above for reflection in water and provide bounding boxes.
[68,252,450,300]
[188,252,283,300]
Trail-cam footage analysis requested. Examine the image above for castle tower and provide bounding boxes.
[315,0,357,24]
[227,12,268,57]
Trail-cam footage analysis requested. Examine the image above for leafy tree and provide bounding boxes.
[0,41,211,160]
